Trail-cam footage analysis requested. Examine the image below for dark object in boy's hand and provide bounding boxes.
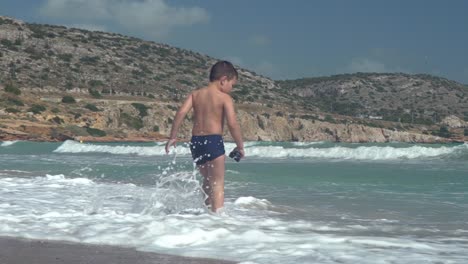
[229,150,242,162]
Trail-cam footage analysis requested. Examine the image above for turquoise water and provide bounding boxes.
[1,140,467,263]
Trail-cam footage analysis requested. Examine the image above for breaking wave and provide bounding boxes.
[1,141,19,147]
[53,140,467,160]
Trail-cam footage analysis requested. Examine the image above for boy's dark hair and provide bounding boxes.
[209,61,238,82]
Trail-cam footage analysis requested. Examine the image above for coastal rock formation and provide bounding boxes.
[0,95,452,143]
[0,16,464,143]
[440,115,467,128]
[231,111,448,143]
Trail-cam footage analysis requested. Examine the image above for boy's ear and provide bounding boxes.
[219,76,228,84]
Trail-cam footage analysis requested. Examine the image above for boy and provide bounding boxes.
[165,61,245,213]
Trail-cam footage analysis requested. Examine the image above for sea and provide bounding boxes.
[1,140,467,264]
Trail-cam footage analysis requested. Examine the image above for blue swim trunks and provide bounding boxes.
[190,135,225,165]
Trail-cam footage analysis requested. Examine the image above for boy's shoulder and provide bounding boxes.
[192,87,232,101]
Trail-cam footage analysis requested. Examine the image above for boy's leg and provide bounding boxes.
[206,155,226,212]
[197,164,212,207]
[198,155,225,212]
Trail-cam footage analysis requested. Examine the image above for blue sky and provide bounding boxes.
[1,0,468,83]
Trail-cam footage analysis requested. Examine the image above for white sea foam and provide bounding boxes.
[0,174,466,264]
[235,196,273,210]
[54,140,192,156]
[291,141,324,146]
[45,174,94,185]
[53,140,467,160]
[246,144,466,160]
[0,140,18,147]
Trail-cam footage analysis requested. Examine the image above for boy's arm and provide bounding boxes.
[165,93,193,153]
[224,96,244,155]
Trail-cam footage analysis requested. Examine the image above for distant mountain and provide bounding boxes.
[0,16,466,142]
[0,16,279,104]
[2,15,466,125]
[277,73,468,124]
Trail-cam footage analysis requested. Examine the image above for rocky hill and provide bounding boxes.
[0,16,280,104]
[0,16,466,143]
[277,73,468,125]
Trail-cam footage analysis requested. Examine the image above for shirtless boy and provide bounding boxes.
[165,61,245,213]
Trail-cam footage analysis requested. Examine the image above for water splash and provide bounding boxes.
[143,171,207,215]
[1,140,19,147]
[144,150,208,215]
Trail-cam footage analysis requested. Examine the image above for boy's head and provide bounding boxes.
[209,61,238,82]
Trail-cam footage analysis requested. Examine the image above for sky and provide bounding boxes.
[1,0,468,83]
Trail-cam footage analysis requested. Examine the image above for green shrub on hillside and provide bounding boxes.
[120,113,144,130]
[88,89,102,98]
[86,127,106,137]
[28,24,47,39]
[167,105,178,111]
[332,102,361,116]
[0,39,14,48]
[300,114,317,120]
[65,81,73,90]
[85,103,100,112]
[28,104,46,114]
[177,79,192,86]
[7,97,24,106]
[64,125,88,136]
[61,95,76,103]
[435,126,451,138]
[5,108,20,113]
[80,56,100,65]
[0,17,14,25]
[131,103,149,117]
[4,83,21,95]
[89,80,104,87]
[51,116,64,124]
[324,115,335,123]
[58,53,73,62]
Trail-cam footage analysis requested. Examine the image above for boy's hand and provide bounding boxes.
[165,138,177,154]
[235,147,245,158]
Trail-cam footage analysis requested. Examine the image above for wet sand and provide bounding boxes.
[0,236,236,264]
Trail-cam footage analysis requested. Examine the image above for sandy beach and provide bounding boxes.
[0,236,236,264]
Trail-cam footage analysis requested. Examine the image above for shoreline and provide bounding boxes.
[0,132,468,144]
[0,137,465,144]
[0,236,236,264]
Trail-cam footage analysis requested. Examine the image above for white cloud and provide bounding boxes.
[39,0,210,38]
[347,58,387,73]
[249,35,270,46]
[69,24,107,32]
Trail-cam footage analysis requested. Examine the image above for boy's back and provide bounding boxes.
[191,86,229,136]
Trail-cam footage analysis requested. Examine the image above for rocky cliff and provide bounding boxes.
[0,16,465,143]
[0,89,453,143]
